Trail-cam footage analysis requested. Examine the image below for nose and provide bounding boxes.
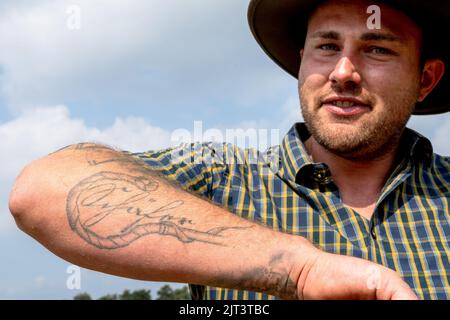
[329,57,362,90]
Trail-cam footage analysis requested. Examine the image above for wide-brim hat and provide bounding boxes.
[248,0,450,115]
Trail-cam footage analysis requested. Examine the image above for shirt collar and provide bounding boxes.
[277,123,315,183]
[276,123,434,184]
[399,127,433,167]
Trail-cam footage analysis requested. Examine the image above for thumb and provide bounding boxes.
[390,288,418,300]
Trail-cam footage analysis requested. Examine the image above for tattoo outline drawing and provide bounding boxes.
[66,171,249,249]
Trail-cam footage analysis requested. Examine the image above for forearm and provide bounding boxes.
[9,143,316,299]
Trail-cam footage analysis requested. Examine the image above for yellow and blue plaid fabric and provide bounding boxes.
[133,123,450,300]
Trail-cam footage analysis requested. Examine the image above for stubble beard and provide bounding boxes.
[299,85,419,161]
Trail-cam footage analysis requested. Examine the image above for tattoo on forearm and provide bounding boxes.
[65,142,226,204]
[66,171,249,249]
[51,143,139,167]
[211,252,297,299]
[59,143,291,296]
[75,143,141,167]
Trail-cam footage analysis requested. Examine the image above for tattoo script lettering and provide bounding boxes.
[66,171,248,249]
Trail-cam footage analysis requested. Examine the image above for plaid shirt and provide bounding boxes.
[133,123,450,300]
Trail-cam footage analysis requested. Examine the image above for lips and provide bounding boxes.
[321,97,371,116]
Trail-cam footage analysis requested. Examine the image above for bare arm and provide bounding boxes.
[9,143,417,299]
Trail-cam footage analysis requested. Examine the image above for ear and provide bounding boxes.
[300,49,304,59]
[418,59,445,102]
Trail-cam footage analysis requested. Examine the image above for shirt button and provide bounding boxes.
[312,164,331,184]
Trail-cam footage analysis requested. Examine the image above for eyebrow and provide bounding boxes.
[310,31,340,40]
[360,32,402,42]
[310,31,403,42]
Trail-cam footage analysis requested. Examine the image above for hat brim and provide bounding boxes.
[248,0,450,115]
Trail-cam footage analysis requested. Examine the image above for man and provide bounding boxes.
[9,0,449,300]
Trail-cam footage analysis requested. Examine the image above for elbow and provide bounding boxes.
[9,143,110,237]
[9,160,44,234]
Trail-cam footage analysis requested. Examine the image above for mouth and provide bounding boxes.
[321,97,371,116]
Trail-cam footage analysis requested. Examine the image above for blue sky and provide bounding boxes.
[0,0,449,299]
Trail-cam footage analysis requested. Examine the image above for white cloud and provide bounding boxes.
[192,95,304,150]
[0,105,172,232]
[229,95,304,149]
[0,105,171,179]
[0,0,289,112]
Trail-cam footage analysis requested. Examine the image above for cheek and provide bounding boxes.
[299,55,338,94]
[361,63,420,93]
[299,64,329,93]
[299,74,328,108]
[360,65,420,116]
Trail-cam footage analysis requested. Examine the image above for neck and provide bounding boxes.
[304,137,401,219]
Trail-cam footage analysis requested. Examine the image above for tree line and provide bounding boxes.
[73,284,190,300]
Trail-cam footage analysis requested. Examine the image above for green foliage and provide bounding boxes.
[98,293,119,300]
[119,289,151,300]
[74,285,190,300]
[73,292,92,300]
[156,285,190,300]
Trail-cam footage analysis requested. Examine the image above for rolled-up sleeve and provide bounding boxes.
[131,142,228,199]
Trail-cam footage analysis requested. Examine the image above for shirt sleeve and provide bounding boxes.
[130,142,228,198]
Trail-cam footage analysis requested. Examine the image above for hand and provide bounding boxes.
[297,250,418,300]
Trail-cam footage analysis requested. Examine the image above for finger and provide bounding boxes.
[391,288,419,300]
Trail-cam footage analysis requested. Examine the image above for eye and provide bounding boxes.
[318,43,340,51]
[368,46,394,55]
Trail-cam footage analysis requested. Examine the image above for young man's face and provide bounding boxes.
[299,0,423,159]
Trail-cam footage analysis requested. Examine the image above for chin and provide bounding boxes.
[313,121,371,150]
[320,116,366,134]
